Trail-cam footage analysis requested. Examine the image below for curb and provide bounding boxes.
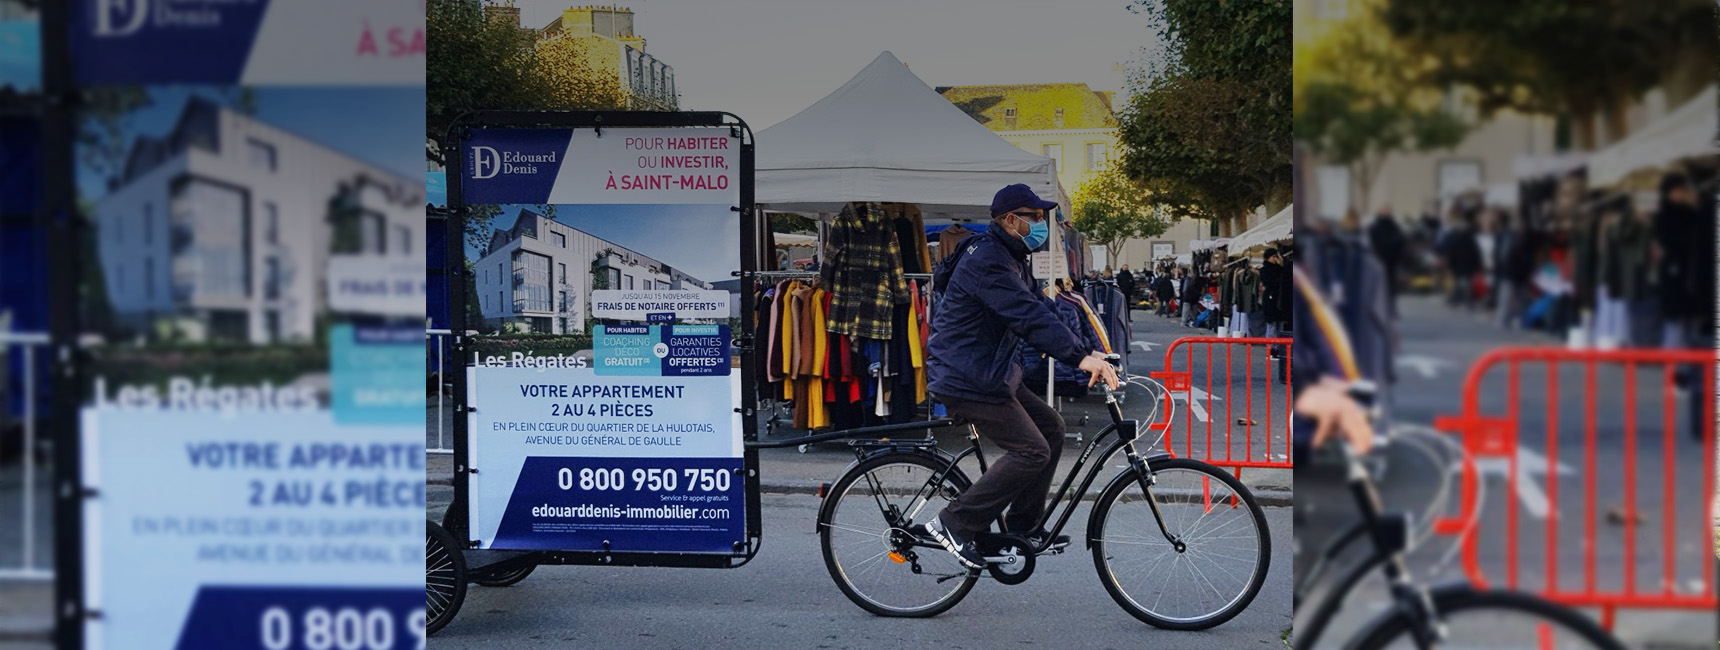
[0,621,52,643]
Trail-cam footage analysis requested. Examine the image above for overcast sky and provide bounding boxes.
[511,0,1156,130]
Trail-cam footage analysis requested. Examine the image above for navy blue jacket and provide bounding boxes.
[928,223,1090,404]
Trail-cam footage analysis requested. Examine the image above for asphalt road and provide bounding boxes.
[426,492,1294,649]
[1296,295,1717,649]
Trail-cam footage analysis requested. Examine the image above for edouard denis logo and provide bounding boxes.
[94,0,147,36]
[470,145,557,181]
[93,0,244,37]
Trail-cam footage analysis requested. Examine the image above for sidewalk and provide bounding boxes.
[0,463,53,646]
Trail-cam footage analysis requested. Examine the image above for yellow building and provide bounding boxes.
[485,3,678,111]
[938,82,1215,270]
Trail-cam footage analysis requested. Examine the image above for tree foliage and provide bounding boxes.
[427,0,549,166]
[1069,167,1172,264]
[1294,6,1467,212]
[1378,0,1716,149]
[534,35,627,112]
[1117,0,1292,237]
[429,0,622,248]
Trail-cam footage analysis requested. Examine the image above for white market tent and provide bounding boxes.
[1189,239,1230,252]
[1227,205,1292,253]
[1588,85,1719,187]
[755,51,1066,222]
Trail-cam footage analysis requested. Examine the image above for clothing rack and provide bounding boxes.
[748,269,938,450]
[744,270,932,281]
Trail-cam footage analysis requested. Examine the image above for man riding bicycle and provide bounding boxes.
[920,183,1121,570]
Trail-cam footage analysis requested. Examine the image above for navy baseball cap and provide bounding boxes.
[991,183,1058,217]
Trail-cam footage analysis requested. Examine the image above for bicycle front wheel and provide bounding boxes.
[818,452,978,617]
[1091,457,1269,630]
[1348,586,1626,650]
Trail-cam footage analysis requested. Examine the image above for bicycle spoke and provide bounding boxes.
[1099,465,1264,626]
[822,457,974,616]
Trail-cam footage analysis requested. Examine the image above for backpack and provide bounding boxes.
[932,232,984,299]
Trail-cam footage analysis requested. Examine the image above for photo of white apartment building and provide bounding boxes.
[92,97,424,343]
[473,209,712,334]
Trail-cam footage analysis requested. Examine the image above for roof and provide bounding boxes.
[755,51,1064,221]
[936,83,1118,131]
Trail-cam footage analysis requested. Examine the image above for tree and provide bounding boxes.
[1118,0,1292,237]
[1296,81,1465,215]
[534,34,627,111]
[426,0,552,167]
[1378,0,1716,150]
[1069,167,1173,265]
[1294,7,1467,214]
[427,0,631,167]
[768,212,817,234]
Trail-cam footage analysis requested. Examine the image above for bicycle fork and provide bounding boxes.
[1347,448,1447,649]
[1107,389,1186,551]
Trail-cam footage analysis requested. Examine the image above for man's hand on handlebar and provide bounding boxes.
[1295,378,1375,455]
[1078,352,1121,390]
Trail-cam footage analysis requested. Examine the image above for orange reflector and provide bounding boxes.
[888,551,906,564]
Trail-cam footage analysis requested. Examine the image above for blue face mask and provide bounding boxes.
[1021,218,1050,250]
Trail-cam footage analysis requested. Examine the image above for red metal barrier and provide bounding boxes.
[1149,336,1294,471]
[1432,347,1716,629]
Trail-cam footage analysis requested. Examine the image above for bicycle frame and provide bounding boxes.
[1292,448,1444,649]
[881,375,1184,555]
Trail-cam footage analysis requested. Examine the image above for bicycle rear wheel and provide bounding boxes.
[818,452,978,617]
[1091,457,1269,630]
[1348,585,1626,650]
[426,520,466,635]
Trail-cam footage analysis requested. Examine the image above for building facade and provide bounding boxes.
[94,98,423,344]
[473,209,711,334]
[938,82,1214,270]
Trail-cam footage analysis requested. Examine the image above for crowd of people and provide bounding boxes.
[1357,171,1714,355]
[1106,249,1293,345]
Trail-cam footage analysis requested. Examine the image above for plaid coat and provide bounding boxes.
[821,202,909,339]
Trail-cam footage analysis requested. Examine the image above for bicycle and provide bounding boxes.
[781,355,1271,628]
[1292,434,1626,649]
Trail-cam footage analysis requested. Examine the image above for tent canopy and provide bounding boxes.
[756,51,1064,222]
[1589,85,1718,187]
[1227,206,1292,253]
[1189,238,1229,252]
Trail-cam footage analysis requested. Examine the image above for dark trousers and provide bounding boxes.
[937,384,1065,538]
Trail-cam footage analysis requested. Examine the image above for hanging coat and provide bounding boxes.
[822,202,909,339]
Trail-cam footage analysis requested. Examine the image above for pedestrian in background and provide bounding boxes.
[1653,173,1703,351]
[1117,264,1136,311]
[1260,247,1291,358]
[1367,206,1405,313]
[1181,268,1204,327]
[1495,214,1537,330]
[1440,214,1482,310]
[1591,199,1638,349]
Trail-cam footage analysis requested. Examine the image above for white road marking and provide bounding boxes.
[1395,355,1454,380]
[1171,386,1221,422]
